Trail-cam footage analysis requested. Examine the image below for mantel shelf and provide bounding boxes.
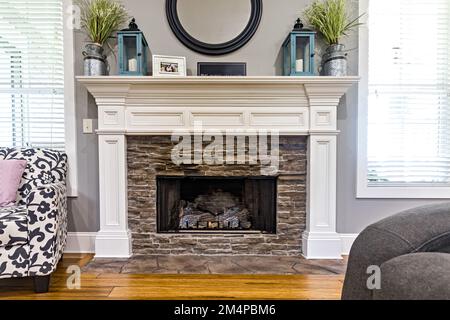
[77,75,360,85]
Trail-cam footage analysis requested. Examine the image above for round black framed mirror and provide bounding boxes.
[166,0,263,55]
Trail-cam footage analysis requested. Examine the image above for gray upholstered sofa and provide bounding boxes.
[342,203,450,300]
[0,148,68,293]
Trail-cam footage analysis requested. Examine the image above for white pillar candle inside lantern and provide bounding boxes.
[296,59,304,73]
[128,58,138,72]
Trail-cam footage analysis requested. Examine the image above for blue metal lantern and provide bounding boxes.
[118,18,149,76]
[283,19,316,76]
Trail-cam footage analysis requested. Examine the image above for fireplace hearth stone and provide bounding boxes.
[82,255,347,275]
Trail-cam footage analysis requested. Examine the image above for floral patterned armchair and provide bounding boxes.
[0,148,68,293]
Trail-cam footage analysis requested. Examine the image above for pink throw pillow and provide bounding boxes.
[0,159,27,207]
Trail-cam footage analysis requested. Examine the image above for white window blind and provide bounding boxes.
[367,0,450,186]
[0,0,65,150]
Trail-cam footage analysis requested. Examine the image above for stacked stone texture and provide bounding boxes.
[127,136,307,256]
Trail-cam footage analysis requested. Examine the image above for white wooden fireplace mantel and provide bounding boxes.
[77,76,359,259]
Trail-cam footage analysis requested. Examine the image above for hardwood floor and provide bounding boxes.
[0,254,344,300]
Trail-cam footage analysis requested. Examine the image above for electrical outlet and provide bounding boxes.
[83,119,93,134]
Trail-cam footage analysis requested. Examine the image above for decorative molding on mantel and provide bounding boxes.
[77,76,358,136]
[77,76,359,259]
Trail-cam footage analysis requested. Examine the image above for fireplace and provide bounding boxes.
[157,176,277,233]
[79,76,357,258]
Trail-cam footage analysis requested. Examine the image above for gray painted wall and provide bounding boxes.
[69,0,445,234]
[67,31,99,232]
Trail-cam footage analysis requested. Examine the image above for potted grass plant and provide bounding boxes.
[77,0,128,75]
[304,0,363,76]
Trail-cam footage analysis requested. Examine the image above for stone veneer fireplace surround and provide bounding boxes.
[127,135,306,256]
[78,76,358,259]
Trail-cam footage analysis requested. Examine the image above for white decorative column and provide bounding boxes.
[302,84,347,259]
[95,96,132,258]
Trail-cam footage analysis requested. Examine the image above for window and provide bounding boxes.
[358,0,450,198]
[0,0,77,195]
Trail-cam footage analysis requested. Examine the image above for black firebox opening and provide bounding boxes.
[157,176,277,233]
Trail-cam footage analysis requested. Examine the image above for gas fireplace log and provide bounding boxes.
[175,190,253,230]
[178,204,252,230]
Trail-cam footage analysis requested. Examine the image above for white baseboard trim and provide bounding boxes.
[301,231,343,259]
[65,232,96,253]
[339,233,359,255]
[302,232,359,259]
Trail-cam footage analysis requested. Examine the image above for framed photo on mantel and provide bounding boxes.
[152,55,187,77]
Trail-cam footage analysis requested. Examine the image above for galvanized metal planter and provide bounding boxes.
[83,43,108,76]
[322,44,347,76]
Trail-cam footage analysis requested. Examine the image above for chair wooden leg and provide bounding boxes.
[34,275,51,293]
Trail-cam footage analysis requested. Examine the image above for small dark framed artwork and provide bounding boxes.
[197,62,247,76]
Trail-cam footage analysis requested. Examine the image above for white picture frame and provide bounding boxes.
[152,55,187,77]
